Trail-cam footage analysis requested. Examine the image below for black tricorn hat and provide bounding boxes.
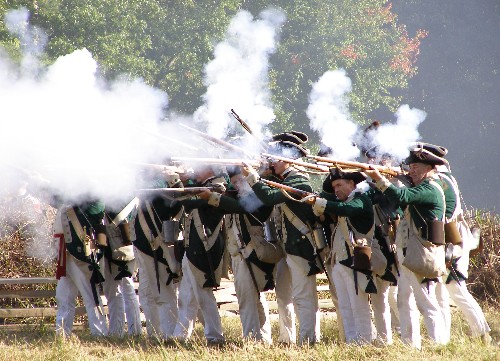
[329,168,366,185]
[317,143,333,157]
[267,140,309,159]
[405,143,449,166]
[413,142,448,157]
[360,121,381,159]
[322,173,334,194]
[271,131,308,145]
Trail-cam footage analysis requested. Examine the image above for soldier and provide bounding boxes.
[54,200,108,337]
[100,201,142,336]
[311,169,376,344]
[133,169,184,339]
[362,149,403,345]
[242,133,322,345]
[421,143,492,344]
[173,165,227,345]
[365,146,449,349]
[198,169,280,343]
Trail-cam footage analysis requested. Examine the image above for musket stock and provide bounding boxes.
[260,178,317,200]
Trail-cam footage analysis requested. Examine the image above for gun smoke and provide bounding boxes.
[306,69,360,160]
[192,8,286,152]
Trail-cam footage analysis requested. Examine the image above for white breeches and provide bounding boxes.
[232,256,272,343]
[286,254,320,345]
[397,263,447,348]
[173,256,224,342]
[274,257,296,344]
[101,258,141,336]
[371,278,393,344]
[331,263,373,344]
[55,254,108,337]
[135,249,178,338]
[446,280,491,337]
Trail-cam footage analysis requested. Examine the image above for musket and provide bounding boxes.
[138,186,224,194]
[230,109,254,135]
[306,155,401,176]
[261,153,330,173]
[132,162,185,174]
[230,109,269,152]
[134,125,199,151]
[170,156,261,168]
[179,123,254,157]
[260,178,317,201]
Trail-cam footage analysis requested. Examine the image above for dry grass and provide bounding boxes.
[0,310,497,361]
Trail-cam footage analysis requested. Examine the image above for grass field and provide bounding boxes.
[0,306,497,361]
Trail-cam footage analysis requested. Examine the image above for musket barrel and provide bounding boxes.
[179,123,254,157]
[170,156,261,168]
[307,155,400,176]
[132,162,184,173]
[261,153,330,173]
[138,187,215,193]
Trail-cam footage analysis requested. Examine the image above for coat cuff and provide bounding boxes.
[312,197,327,217]
[375,177,392,192]
[246,172,260,187]
[207,192,222,207]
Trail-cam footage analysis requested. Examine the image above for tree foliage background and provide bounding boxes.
[0,0,426,136]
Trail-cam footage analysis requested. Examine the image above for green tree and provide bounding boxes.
[0,0,240,113]
[242,0,427,132]
[1,1,425,131]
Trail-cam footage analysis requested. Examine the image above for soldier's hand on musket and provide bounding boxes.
[197,189,212,200]
[241,162,255,177]
[364,166,383,182]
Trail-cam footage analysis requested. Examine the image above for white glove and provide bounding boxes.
[312,197,327,216]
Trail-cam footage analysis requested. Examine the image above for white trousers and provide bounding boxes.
[286,254,320,345]
[101,258,142,336]
[388,285,400,333]
[326,266,345,342]
[331,263,373,344]
[446,280,491,337]
[371,278,393,344]
[274,257,296,344]
[397,263,447,348]
[55,254,108,337]
[173,256,224,342]
[135,249,178,338]
[436,280,451,343]
[232,256,272,343]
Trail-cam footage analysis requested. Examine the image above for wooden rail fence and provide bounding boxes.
[0,274,334,330]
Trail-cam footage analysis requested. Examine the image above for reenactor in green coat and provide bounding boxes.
[133,170,184,338]
[311,169,375,344]
[173,165,227,345]
[54,199,108,337]
[100,202,141,337]
[365,145,448,349]
[198,169,281,343]
[424,143,491,344]
[242,133,322,345]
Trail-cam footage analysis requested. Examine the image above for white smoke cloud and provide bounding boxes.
[307,69,360,160]
[4,7,47,75]
[363,104,426,161]
[193,8,286,152]
[0,10,181,208]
